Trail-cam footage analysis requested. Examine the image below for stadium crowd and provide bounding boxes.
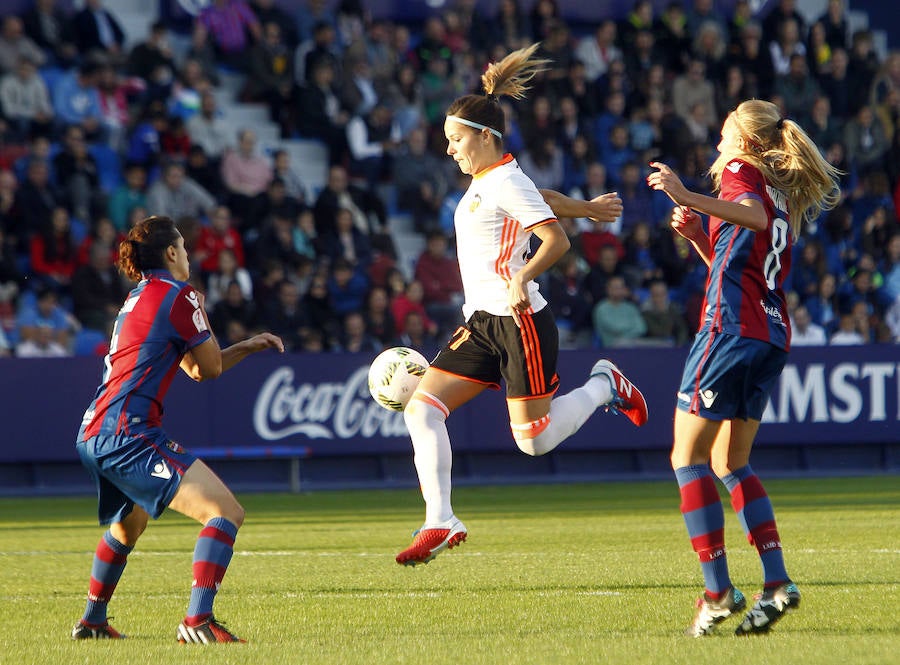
[0,0,899,358]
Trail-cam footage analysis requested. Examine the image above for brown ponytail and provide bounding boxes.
[446,42,550,143]
[118,215,180,282]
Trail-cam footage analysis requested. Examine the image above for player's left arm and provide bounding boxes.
[538,188,622,223]
[176,288,283,381]
[648,162,768,232]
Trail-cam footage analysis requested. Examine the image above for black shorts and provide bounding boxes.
[430,307,560,399]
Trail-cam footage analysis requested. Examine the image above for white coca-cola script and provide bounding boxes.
[253,366,409,440]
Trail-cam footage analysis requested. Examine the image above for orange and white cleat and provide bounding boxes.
[590,359,649,427]
[396,516,467,566]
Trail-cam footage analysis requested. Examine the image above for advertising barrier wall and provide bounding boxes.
[1,345,898,464]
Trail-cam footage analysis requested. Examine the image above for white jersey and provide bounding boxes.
[455,154,557,319]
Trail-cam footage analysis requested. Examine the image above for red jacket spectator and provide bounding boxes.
[195,205,245,273]
[414,232,463,305]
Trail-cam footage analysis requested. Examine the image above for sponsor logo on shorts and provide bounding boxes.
[700,389,718,408]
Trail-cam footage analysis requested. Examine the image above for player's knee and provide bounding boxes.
[227,503,245,528]
[404,393,448,430]
[512,415,552,456]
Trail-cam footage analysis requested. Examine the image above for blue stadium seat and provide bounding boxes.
[73,328,107,356]
[88,144,123,194]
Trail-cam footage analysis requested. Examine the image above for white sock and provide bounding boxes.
[514,385,600,456]
[582,374,613,406]
[403,396,453,525]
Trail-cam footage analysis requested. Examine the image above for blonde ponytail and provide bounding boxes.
[709,99,841,238]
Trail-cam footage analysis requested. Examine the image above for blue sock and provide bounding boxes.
[82,531,133,625]
[722,465,789,588]
[675,464,732,599]
[186,517,238,624]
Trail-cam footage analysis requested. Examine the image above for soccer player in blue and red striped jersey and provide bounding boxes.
[648,100,841,636]
[71,215,283,643]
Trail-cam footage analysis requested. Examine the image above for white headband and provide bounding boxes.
[446,115,503,139]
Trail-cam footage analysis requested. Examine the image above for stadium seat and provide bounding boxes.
[73,328,108,356]
[88,144,123,194]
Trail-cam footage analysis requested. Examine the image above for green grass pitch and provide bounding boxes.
[1,477,898,665]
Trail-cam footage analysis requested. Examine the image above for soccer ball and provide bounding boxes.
[367,347,429,412]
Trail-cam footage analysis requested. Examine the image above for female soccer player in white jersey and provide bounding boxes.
[395,43,649,567]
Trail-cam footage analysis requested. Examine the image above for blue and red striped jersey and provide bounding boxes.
[700,159,792,350]
[80,270,212,440]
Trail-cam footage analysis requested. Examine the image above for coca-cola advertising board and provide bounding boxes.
[1,345,898,463]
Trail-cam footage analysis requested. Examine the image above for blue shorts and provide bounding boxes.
[677,330,787,421]
[76,429,198,525]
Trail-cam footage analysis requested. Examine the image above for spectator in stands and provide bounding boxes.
[14,158,59,243]
[879,233,900,304]
[71,241,127,332]
[168,58,209,121]
[127,21,176,88]
[843,105,889,175]
[585,243,626,305]
[250,0,298,49]
[847,30,880,115]
[623,29,662,88]
[768,16,806,78]
[263,278,306,350]
[692,20,728,82]
[641,278,689,346]
[601,123,635,188]
[52,61,104,141]
[805,20,833,80]
[17,285,78,349]
[592,274,646,346]
[271,149,307,204]
[806,95,842,151]
[775,53,821,126]
[0,56,53,140]
[21,0,77,68]
[0,325,9,356]
[76,215,121,267]
[125,103,168,170]
[575,19,621,83]
[545,251,593,348]
[54,124,102,222]
[0,15,46,74]
[414,230,463,336]
[672,58,717,137]
[334,310,380,353]
[221,128,273,229]
[617,162,654,236]
[146,161,217,221]
[362,284,395,347]
[30,205,77,293]
[830,304,868,345]
[16,322,69,357]
[294,20,341,86]
[730,20,775,98]
[320,205,372,268]
[790,303,827,345]
[195,0,262,71]
[258,176,302,225]
[195,205,245,276]
[186,91,230,166]
[244,21,295,135]
[209,277,257,336]
[72,0,125,61]
[815,0,849,50]
[107,163,147,232]
[327,257,368,317]
[345,103,401,192]
[762,0,806,46]
[313,164,384,237]
[485,0,531,52]
[294,58,348,163]
[205,246,252,310]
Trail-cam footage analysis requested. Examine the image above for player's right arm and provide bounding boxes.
[538,188,622,223]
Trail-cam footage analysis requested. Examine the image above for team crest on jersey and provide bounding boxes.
[185,290,200,309]
[469,194,482,212]
[726,161,742,173]
[166,440,184,454]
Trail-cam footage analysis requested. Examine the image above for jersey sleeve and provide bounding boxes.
[169,285,212,350]
[497,172,557,231]
[720,159,766,205]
